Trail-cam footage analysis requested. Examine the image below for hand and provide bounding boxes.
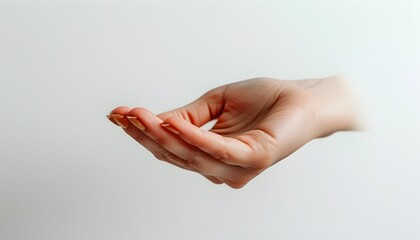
[108,76,360,188]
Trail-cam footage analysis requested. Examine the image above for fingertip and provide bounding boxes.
[127,116,146,131]
[107,114,119,126]
[108,106,132,127]
[128,107,148,116]
[110,106,132,115]
[112,114,130,128]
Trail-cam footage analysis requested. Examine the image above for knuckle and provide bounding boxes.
[227,179,247,189]
[251,154,271,169]
[176,159,195,169]
[181,150,199,165]
[166,152,196,169]
[154,137,166,146]
[252,77,269,82]
[153,152,167,161]
[184,158,197,168]
[212,148,229,163]
[175,155,197,168]
[131,131,147,142]
[153,148,198,170]
[164,152,178,164]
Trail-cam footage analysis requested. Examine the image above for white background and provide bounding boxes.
[1,0,419,239]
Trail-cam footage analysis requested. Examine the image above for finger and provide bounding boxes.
[107,115,119,126]
[127,107,237,177]
[110,107,254,188]
[108,106,132,128]
[202,175,249,189]
[203,175,224,184]
[161,116,275,169]
[157,86,226,126]
[110,107,195,170]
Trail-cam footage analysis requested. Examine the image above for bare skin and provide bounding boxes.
[108,76,360,189]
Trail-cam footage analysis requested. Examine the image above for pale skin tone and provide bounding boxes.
[108,76,360,189]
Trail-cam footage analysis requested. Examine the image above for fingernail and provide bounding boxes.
[107,114,119,126]
[107,114,115,120]
[112,114,129,128]
[127,116,146,131]
[162,123,179,134]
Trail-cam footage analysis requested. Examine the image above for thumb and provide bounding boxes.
[157,87,226,127]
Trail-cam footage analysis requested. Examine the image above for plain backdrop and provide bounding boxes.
[1,0,419,239]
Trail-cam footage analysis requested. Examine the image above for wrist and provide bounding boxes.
[295,75,362,137]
